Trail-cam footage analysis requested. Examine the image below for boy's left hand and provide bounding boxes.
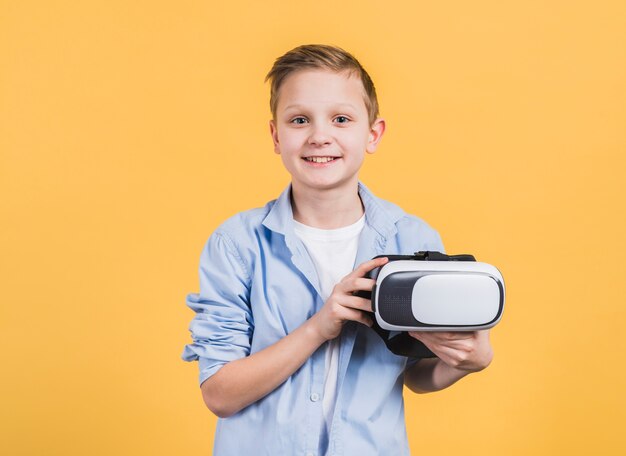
[408,330,493,372]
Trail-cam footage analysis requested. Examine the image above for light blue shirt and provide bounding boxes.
[182,182,444,456]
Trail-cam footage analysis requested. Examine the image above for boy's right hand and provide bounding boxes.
[309,257,389,341]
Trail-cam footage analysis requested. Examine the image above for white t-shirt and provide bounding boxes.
[293,214,366,446]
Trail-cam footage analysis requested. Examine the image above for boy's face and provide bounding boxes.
[269,69,385,195]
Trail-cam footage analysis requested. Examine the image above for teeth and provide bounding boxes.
[306,157,335,163]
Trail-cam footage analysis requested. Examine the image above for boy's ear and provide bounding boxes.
[366,118,386,154]
[269,120,280,154]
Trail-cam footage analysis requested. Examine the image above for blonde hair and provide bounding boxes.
[265,44,380,125]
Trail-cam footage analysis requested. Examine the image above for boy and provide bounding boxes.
[182,44,493,455]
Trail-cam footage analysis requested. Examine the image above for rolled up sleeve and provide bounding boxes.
[181,232,253,385]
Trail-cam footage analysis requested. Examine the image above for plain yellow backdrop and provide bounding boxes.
[1,0,625,454]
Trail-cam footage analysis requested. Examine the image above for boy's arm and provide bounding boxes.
[200,316,325,418]
[403,330,493,393]
[201,257,388,418]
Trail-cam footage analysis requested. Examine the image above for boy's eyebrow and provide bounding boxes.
[282,103,359,112]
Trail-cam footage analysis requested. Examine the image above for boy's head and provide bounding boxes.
[265,44,380,126]
[266,44,386,196]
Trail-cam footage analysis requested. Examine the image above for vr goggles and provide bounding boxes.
[358,251,505,358]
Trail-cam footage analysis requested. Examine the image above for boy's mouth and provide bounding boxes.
[303,156,338,164]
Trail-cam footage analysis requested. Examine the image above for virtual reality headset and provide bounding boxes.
[370,251,504,331]
[358,251,505,358]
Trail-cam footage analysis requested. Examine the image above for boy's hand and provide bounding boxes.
[310,257,388,341]
[408,330,493,372]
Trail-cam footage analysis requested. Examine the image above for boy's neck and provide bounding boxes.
[290,182,364,230]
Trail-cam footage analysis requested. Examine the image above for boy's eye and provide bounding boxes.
[290,117,308,124]
[334,116,350,124]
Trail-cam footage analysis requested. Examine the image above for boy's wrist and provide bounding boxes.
[302,314,331,346]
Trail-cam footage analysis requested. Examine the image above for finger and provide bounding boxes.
[340,277,376,294]
[352,277,376,291]
[443,331,476,341]
[409,333,473,366]
[409,331,474,348]
[418,331,475,341]
[344,308,374,327]
[340,295,376,312]
[408,332,454,360]
[350,256,389,278]
[408,331,446,343]
[427,345,469,368]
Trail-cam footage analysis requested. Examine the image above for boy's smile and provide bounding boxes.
[270,69,385,195]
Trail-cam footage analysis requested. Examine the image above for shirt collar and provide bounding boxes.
[261,184,295,235]
[262,182,404,240]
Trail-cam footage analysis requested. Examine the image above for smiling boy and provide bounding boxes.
[182,44,493,455]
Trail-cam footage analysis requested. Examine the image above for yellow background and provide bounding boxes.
[1,0,625,454]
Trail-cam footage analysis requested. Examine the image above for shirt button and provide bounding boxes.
[310,393,320,402]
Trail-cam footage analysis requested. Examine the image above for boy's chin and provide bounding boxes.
[291,176,359,193]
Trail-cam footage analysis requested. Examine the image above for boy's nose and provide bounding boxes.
[307,124,332,146]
